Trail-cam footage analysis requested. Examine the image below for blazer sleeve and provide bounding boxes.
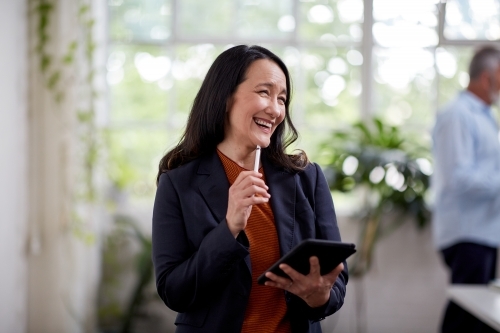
[152,172,249,313]
[288,162,348,321]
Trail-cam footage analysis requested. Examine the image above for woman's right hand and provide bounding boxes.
[226,171,270,238]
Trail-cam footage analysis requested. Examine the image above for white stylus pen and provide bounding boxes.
[253,145,261,172]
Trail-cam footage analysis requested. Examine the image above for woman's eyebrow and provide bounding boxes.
[255,82,287,95]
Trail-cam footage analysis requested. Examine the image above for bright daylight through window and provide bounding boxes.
[106,0,499,213]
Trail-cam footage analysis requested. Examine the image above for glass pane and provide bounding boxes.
[444,0,500,40]
[106,128,170,204]
[109,0,171,42]
[436,47,473,107]
[292,47,362,160]
[373,0,438,47]
[108,45,169,123]
[302,47,361,126]
[373,47,435,140]
[178,0,233,37]
[299,0,364,42]
[171,44,226,129]
[235,0,294,39]
[178,0,293,39]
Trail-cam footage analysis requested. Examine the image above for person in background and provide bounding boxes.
[432,45,500,333]
[152,45,348,333]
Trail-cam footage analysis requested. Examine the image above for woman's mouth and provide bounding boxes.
[254,118,272,129]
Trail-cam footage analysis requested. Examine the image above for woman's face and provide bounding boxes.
[224,59,287,150]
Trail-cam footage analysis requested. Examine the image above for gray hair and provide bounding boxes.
[469,45,500,80]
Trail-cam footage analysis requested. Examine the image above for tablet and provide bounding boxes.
[257,239,356,285]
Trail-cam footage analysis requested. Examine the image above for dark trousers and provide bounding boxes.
[440,242,498,333]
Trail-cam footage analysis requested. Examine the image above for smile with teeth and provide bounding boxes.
[254,118,272,129]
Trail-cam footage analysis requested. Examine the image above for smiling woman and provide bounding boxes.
[156,45,302,175]
[219,59,287,166]
[152,45,348,333]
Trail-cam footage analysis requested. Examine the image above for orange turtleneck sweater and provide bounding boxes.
[217,149,290,333]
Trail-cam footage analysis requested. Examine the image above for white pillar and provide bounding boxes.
[361,0,374,119]
[26,1,106,332]
[0,1,29,333]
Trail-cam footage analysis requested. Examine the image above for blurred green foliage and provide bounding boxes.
[320,118,432,276]
[98,215,154,333]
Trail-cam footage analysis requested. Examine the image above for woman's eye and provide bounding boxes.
[259,90,269,96]
[278,98,286,104]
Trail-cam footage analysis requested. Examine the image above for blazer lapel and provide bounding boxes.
[262,153,296,256]
[198,152,230,224]
[198,151,253,274]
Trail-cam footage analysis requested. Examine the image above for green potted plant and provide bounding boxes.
[98,214,155,333]
[320,118,432,276]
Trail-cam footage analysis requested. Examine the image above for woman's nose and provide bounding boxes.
[266,99,282,119]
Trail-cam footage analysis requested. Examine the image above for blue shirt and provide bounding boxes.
[431,90,500,250]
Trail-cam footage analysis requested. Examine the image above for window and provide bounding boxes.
[107,0,363,211]
[106,0,500,215]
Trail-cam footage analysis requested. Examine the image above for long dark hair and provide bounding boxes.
[157,45,307,183]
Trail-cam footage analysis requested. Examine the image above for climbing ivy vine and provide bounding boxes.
[31,0,101,243]
[32,0,78,102]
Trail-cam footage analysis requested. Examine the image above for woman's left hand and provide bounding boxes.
[264,257,344,308]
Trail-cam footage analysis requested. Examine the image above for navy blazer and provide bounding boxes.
[152,150,348,333]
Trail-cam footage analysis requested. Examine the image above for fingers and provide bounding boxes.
[324,262,344,275]
[225,171,270,238]
[278,263,303,282]
[264,271,294,290]
[308,257,344,281]
[264,263,307,292]
[264,258,339,308]
[309,256,321,276]
[233,171,268,190]
[229,171,270,201]
[323,262,344,280]
[264,257,323,288]
[235,184,270,199]
[264,259,344,293]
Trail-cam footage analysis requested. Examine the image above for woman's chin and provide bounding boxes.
[255,139,270,148]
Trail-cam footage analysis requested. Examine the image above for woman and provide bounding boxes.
[152,45,348,333]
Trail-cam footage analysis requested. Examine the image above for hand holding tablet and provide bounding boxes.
[257,239,356,285]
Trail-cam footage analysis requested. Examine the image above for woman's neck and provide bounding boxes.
[217,141,258,170]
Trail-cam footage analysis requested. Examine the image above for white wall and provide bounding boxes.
[322,217,449,333]
[0,0,28,333]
